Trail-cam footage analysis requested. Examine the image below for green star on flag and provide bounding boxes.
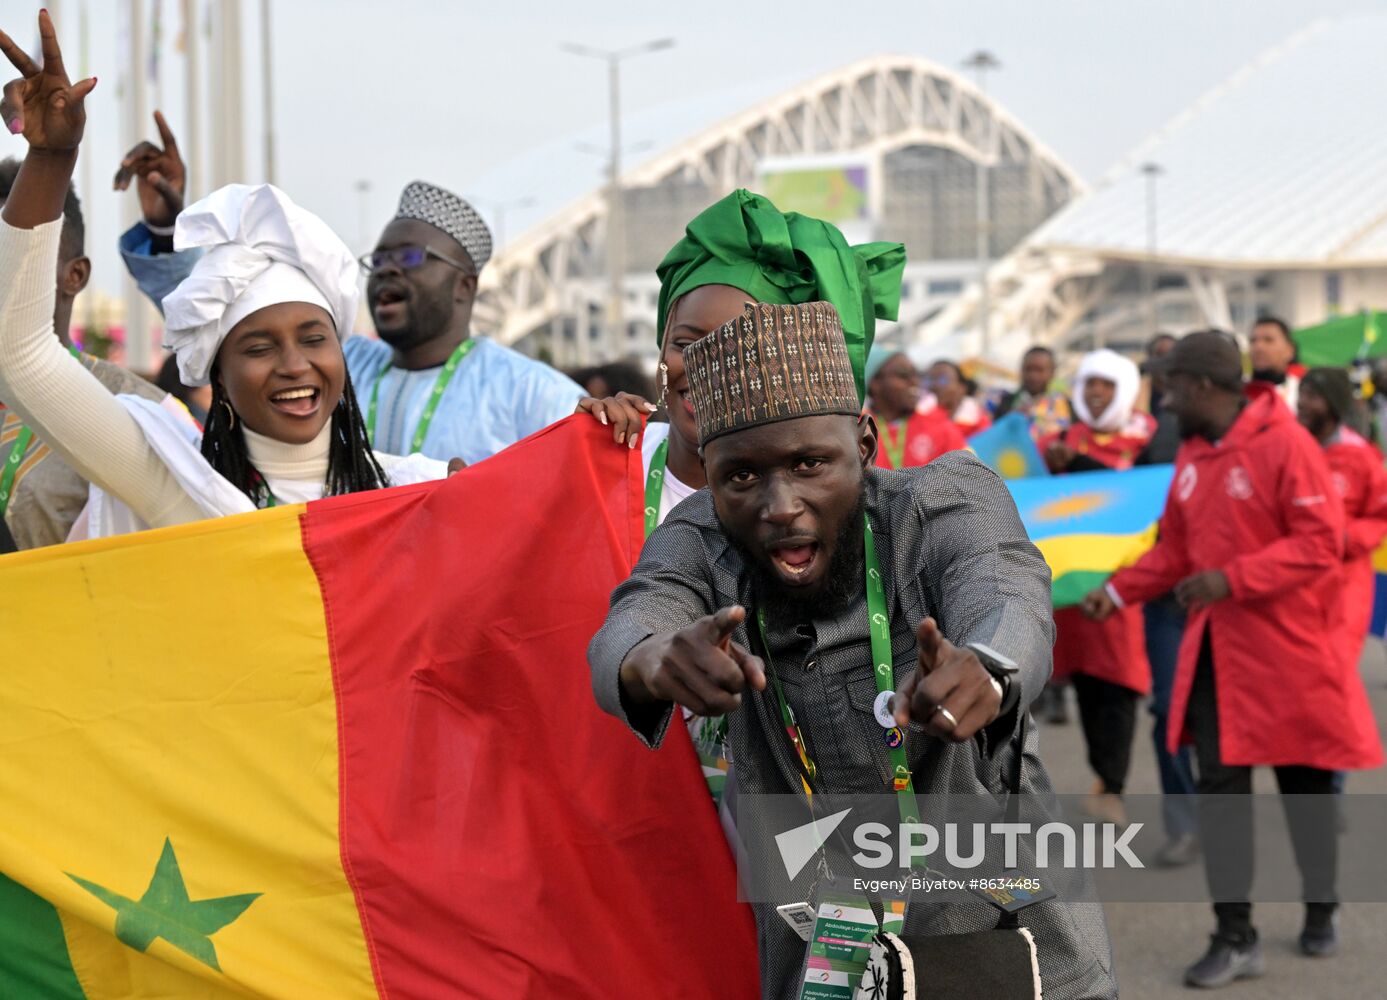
[68,838,260,972]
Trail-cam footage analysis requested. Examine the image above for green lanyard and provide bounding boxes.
[880,419,907,470]
[366,339,476,454]
[757,515,920,826]
[0,425,35,519]
[643,438,669,539]
[1,347,81,519]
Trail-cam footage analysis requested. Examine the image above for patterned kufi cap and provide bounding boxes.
[684,301,861,446]
[394,181,493,271]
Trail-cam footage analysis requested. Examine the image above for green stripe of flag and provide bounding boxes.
[0,872,87,999]
[1052,569,1115,610]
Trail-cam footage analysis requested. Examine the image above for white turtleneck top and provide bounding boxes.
[0,217,429,530]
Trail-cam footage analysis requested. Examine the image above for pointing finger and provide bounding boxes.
[915,616,946,672]
[153,109,179,155]
[706,605,746,645]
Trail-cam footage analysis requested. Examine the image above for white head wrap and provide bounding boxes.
[1073,348,1141,432]
[161,184,359,386]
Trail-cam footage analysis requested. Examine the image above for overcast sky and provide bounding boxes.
[2,0,1381,298]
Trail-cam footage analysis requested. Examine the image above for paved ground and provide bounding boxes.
[1035,639,1387,997]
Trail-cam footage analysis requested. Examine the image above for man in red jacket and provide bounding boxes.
[1082,332,1383,988]
[1297,367,1387,669]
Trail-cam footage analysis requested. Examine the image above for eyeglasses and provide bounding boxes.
[358,245,474,275]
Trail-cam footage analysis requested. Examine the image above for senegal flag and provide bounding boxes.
[0,417,759,999]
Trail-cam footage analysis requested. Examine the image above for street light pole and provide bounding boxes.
[963,50,1000,361]
[563,38,674,362]
[1141,162,1164,341]
[469,196,537,253]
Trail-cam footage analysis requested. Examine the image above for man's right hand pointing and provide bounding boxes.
[620,605,767,715]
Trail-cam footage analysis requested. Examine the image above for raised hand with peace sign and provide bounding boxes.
[0,10,95,154]
[113,111,187,231]
[0,10,96,233]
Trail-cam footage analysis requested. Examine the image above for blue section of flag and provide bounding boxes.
[1007,465,1175,543]
[1372,574,1387,638]
[969,413,1049,480]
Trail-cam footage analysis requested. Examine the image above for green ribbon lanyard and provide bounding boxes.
[643,438,669,539]
[758,514,920,827]
[880,419,907,470]
[366,339,476,454]
[1,347,81,519]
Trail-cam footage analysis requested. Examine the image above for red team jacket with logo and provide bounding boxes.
[1047,417,1157,695]
[872,408,967,470]
[1109,393,1383,770]
[1325,427,1387,672]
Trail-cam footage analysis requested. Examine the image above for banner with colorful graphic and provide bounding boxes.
[1008,465,1171,607]
[970,412,1050,480]
[1011,463,1387,624]
[0,417,759,999]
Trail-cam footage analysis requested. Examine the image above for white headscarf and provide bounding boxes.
[161,184,359,386]
[1073,349,1141,432]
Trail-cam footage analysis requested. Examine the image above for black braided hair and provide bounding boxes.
[201,369,389,506]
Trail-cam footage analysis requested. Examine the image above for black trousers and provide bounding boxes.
[1071,674,1139,795]
[1184,632,1339,938]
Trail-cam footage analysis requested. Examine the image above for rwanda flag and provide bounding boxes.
[0,418,758,999]
[970,412,1049,479]
[1008,464,1174,607]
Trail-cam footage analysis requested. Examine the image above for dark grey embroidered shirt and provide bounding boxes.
[589,453,1117,1000]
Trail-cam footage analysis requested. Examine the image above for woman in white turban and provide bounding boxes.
[0,16,443,536]
[1039,347,1158,828]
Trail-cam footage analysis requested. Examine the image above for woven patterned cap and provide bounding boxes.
[684,301,861,446]
[394,181,493,271]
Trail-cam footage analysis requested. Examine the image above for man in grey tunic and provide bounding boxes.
[589,301,1118,999]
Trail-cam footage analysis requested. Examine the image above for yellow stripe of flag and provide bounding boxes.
[0,506,377,998]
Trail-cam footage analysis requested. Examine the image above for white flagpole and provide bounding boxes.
[181,0,200,200]
[123,0,153,372]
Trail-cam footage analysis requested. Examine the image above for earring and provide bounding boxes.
[221,399,237,429]
[658,362,669,409]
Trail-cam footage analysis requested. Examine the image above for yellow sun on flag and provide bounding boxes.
[996,448,1031,479]
[1032,491,1111,523]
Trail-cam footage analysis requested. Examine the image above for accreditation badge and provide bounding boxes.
[799,881,911,1000]
[800,883,878,1000]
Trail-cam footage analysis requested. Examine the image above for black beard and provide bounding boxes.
[374,287,455,353]
[1250,367,1287,385]
[727,485,868,624]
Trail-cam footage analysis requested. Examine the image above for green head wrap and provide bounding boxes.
[656,188,906,401]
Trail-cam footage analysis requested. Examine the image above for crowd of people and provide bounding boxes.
[1,11,1384,998]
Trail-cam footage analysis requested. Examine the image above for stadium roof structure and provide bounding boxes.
[470,54,1085,349]
[927,15,1387,356]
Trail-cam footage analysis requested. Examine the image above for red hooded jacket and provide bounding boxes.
[1324,427,1387,670]
[872,408,967,470]
[1109,393,1383,770]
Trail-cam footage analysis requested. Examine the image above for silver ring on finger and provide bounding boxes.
[934,706,958,728]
